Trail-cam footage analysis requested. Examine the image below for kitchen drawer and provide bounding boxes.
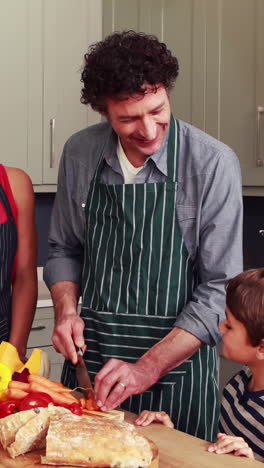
[27,317,54,348]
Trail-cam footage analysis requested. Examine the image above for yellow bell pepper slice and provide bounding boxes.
[0,362,12,399]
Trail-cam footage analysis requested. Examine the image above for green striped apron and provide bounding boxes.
[62,116,219,442]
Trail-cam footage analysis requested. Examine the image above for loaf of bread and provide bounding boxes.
[42,413,154,468]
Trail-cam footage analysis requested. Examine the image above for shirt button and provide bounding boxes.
[81,203,85,208]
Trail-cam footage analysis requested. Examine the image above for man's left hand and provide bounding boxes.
[94,358,159,410]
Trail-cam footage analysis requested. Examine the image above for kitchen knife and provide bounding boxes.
[76,348,94,399]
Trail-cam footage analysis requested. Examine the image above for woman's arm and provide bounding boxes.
[6,167,38,359]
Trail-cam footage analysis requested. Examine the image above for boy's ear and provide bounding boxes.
[256,338,264,360]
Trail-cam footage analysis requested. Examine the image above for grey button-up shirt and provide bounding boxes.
[44,119,243,346]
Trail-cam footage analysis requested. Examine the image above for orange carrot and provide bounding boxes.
[79,398,86,409]
[28,374,72,392]
[8,381,30,392]
[85,398,100,411]
[7,388,28,400]
[28,374,60,388]
[59,391,78,402]
[50,381,64,388]
[29,383,78,405]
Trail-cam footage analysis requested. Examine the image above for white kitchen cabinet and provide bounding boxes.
[205,0,264,192]
[27,306,64,382]
[0,0,43,183]
[103,0,264,192]
[42,0,102,185]
[0,0,102,188]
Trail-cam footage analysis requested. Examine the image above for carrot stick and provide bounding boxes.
[7,388,28,400]
[29,383,78,405]
[50,381,64,388]
[28,374,72,392]
[46,386,73,393]
[8,381,30,392]
[58,392,78,402]
[79,398,86,409]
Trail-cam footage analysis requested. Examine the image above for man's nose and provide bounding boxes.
[138,117,156,140]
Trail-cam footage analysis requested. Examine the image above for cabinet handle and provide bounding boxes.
[50,118,55,168]
[31,325,46,331]
[256,107,264,167]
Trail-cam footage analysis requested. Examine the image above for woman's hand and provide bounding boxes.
[135,410,174,428]
[208,433,254,459]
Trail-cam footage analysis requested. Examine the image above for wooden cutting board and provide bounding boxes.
[0,448,158,468]
[0,411,159,468]
[0,410,262,468]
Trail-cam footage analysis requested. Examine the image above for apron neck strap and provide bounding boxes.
[166,114,180,183]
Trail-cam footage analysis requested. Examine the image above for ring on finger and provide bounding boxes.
[118,382,126,391]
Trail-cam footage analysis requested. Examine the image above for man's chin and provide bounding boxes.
[137,141,162,155]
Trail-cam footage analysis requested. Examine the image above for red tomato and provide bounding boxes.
[0,400,20,418]
[19,391,54,412]
[69,402,83,415]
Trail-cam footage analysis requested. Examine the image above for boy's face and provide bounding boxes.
[219,307,256,364]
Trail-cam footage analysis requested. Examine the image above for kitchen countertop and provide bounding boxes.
[0,410,262,467]
[125,412,262,467]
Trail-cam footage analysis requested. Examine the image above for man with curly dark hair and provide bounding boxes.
[44,30,243,441]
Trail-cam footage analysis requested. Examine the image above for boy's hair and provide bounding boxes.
[226,268,264,346]
[80,30,179,113]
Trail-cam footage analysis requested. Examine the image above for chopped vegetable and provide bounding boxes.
[68,402,83,415]
[85,395,100,411]
[28,374,73,392]
[0,400,20,418]
[8,388,30,400]
[12,368,30,383]
[0,362,12,399]
[8,380,30,392]
[29,382,78,406]
[19,391,53,411]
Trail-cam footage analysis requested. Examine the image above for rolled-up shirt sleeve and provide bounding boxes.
[43,141,85,288]
[175,148,243,346]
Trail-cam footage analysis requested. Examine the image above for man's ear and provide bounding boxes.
[256,338,264,360]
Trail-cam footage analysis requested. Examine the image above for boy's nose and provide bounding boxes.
[219,320,226,334]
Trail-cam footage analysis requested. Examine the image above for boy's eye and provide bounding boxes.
[225,323,232,330]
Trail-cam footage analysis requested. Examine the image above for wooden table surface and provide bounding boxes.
[0,410,262,468]
[125,412,262,468]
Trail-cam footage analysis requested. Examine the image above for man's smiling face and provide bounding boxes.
[105,85,171,165]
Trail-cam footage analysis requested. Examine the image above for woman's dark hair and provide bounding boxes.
[226,268,264,346]
[80,30,179,113]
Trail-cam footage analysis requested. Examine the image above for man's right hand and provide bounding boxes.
[52,312,85,364]
[50,281,85,364]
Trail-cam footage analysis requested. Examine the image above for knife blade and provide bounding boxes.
[76,348,94,399]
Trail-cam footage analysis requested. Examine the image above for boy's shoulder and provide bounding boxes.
[224,366,250,394]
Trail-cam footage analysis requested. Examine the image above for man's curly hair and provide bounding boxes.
[80,30,179,113]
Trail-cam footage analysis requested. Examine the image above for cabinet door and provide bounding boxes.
[42,0,102,185]
[103,0,264,189]
[206,0,264,187]
[0,0,43,183]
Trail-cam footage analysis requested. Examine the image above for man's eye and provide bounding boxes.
[225,324,232,330]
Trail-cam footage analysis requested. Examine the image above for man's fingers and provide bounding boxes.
[52,315,85,364]
[99,382,129,410]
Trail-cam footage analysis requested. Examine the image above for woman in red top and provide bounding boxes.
[0,165,37,360]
